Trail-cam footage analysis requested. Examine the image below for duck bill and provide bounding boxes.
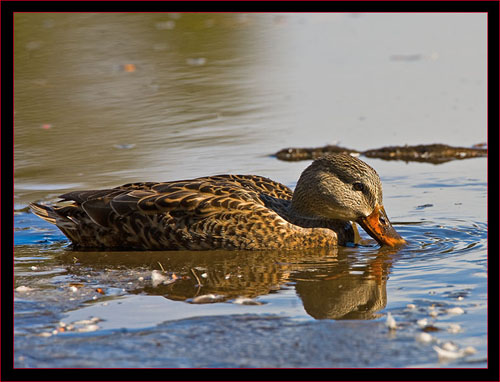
[357,205,406,247]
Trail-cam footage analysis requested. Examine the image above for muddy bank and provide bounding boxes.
[274,144,487,164]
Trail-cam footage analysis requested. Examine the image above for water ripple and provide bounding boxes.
[394,221,486,262]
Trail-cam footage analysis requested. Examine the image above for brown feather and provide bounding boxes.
[30,172,355,250]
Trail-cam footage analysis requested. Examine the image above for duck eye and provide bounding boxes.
[379,216,387,225]
[353,182,365,192]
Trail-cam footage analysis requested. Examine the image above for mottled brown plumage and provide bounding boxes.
[30,154,405,250]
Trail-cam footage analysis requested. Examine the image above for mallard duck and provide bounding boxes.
[30,154,405,250]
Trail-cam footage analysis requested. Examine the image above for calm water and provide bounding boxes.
[13,13,487,368]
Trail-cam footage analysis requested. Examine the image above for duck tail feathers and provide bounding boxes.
[29,202,60,225]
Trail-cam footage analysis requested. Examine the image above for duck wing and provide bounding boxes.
[74,175,294,224]
[34,175,297,249]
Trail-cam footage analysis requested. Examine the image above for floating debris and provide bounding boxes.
[16,286,34,293]
[232,297,263,305]
[274,143,487,164]
[190,268,203,287]
[447,323,462,333]
[77,324,99,333]
[188,294,225,304]
[433,344,476,362]
[40,317,102,337]
[123,64,136,73]
[433,345,463,361]
[422,325,440,333]
[417,318,428,328]
[385,312,397,330]
[463,346,477,355]
[416,332,434,343]
[442,342,459,352]
[151,270,178,287]
[363,144,487,164]
[429,309,439,318]
[95,287,105,294]
[41,123,52,130]
[446,307,465,315]
[274,145,358,161]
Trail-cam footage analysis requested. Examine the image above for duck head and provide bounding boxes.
[291,154,406,247]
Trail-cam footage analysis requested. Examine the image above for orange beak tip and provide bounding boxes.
[358,205,406,248]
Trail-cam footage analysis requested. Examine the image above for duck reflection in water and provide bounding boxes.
[294,250,393,320]
[60,246,398,320]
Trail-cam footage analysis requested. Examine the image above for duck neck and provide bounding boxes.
[288,182,320,220]
[287,191,350,233]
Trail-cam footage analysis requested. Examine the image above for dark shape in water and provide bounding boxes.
[363,144,487,164]
[416,204,433,210]
[275,145,359,161]
[274,143,487,164]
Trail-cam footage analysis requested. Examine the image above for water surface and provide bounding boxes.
[14,12,487,368]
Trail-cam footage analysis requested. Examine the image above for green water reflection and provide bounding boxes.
[15,13,286,204]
